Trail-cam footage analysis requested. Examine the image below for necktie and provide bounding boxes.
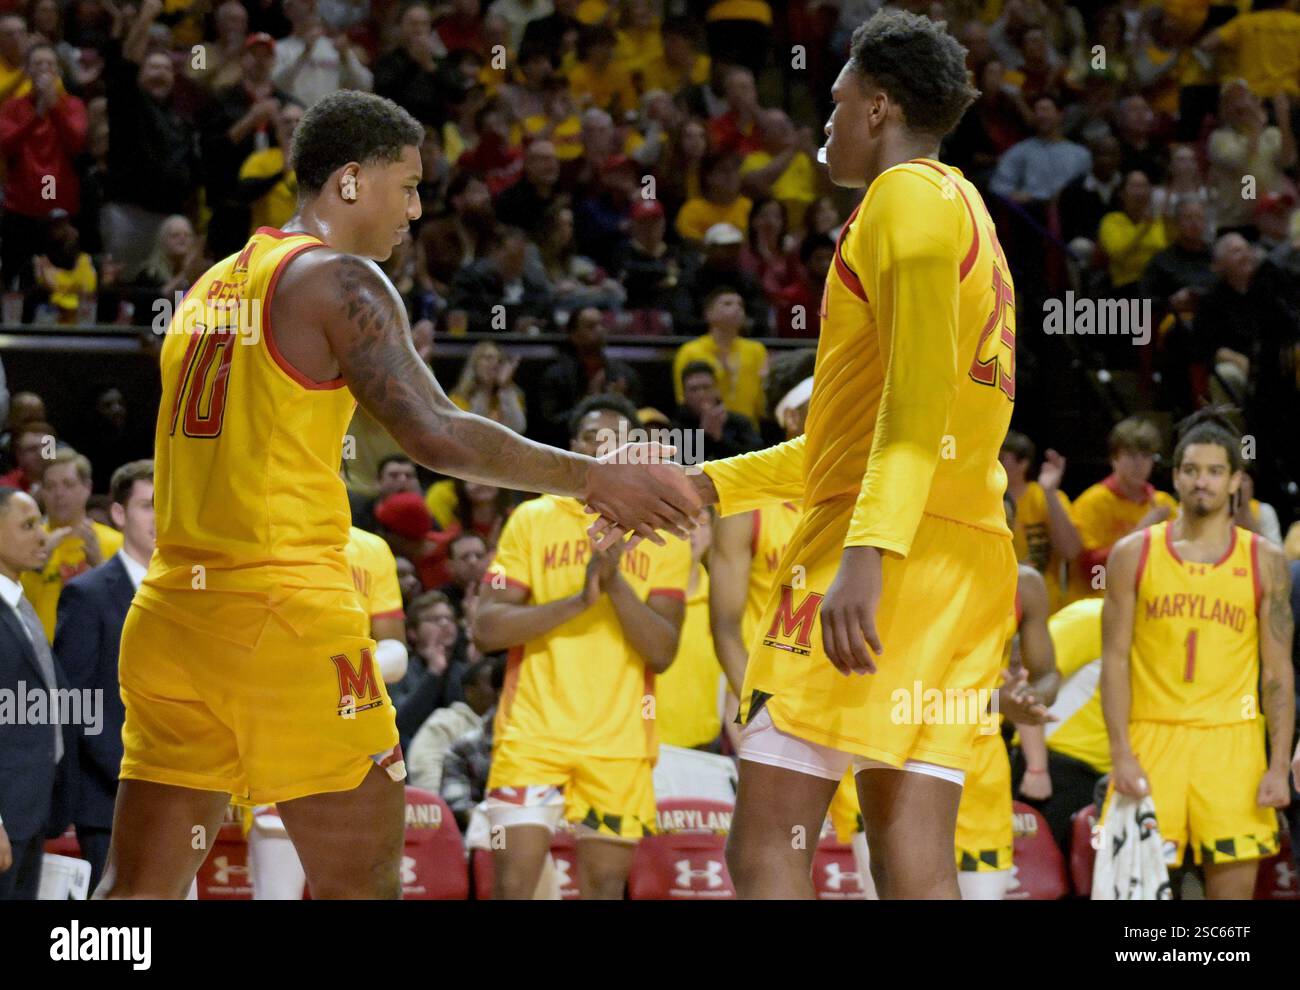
[15,595,64,764]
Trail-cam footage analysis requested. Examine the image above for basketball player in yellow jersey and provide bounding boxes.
[1102,410,1293,898]
[345,525,408,685]
[685,10,1020,898]
[473,397,691,900]
[97,91,702,901]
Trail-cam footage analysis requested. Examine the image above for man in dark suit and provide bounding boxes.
[54,460,154,892]
[0,485,74,899]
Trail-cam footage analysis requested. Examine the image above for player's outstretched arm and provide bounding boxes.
[697,435,806,517]
[1256,540,1295,808]
[307,252,699,545]
[1017,567,1061,709]
[1100,532,1146,797]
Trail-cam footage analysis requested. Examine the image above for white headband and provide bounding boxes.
[774,376,814,427]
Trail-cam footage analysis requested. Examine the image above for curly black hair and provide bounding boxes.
[848,9,979,138]
[568,393,641,440]
[292,91,425,197]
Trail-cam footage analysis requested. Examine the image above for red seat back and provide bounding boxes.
[196,807,253,900]
[1069,803,1098,897]
[628,798,736,899]
[44,826,82,859]
[812,836,868,900]
[398,788,468,900]
[1254,821,1299,900]
[1007,801,1068,900]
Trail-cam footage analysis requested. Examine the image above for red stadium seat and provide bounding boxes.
[44,826,82,859]
[1006,801,1068,900]
[196,807,254,900]
[812,836,868,900]
[1070,803,1099,897]
[1254,819,1298,901]
[628,798,736,899]
[397,788,469,900]
[470,829,582,900]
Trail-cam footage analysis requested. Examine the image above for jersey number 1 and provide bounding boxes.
[170,326,235,438]
[1184,628,1197,683]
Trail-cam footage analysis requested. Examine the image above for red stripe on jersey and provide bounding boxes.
[370,609,405,621]
[832,203,868,302]
[1134,528,1153,591]
[1250,532,1262,613]
[262,241,345,390]
[909,160,980,280]
[649,587,687,602]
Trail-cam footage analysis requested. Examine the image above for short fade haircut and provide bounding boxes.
[1173,406,1243,473]
[110,459,154,507]
[1001,430,1036,464]
[680,360,718,386]
[848,8,979,137]
[292,91,425,196]
[568,394,641,440]
[1108,416,1162,458]
[47,447,92,485]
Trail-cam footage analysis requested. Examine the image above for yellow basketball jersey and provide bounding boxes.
[741,501,801,645]
[345,525,405,623]
[806,159,1015,555]
[1130,521,1262,726]
[140,228,355,611]
[656,571,725,749]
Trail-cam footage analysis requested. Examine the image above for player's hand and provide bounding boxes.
[1019,767,1053,801]
[1256,767,1292,809]
[821,545,883,675]
[583,443,701,548]
[997,668,1057,725]
[0,824,10,873]
[1037,449,1066,493]
[580,550,605,606]
[595,541,623,588]
[1111,751,1150,798]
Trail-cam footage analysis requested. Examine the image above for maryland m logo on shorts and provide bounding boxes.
[762,586,824,657]
[331,648,384,716]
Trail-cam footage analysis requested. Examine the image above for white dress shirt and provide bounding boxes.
[0,572,30,644]
[118,550,148,590]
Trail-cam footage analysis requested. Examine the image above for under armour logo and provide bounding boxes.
[1272,860,1297,890]
[211,856,248,885]
[554,857,573,890]
[822,861,863,892]
[674,859,724,889]
[400,855,417,885]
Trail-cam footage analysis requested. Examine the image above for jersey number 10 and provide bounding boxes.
[169,325,236,439]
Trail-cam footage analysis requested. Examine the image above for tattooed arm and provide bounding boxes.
[299,252,700,542]
[1256,539,1295,808]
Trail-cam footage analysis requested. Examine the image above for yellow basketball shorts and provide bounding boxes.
[828,771,862,845]
[1102,720,1279,866]
[741,508,1017,772]
[119,588,400,805]
[486,739,657,840]
[954,729,1013,872]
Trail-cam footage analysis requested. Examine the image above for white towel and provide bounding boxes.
[1091,794,1174,900]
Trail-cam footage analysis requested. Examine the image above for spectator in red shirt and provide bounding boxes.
[709,65,764,157]
[0,43,86,293]
[0,421,58,493]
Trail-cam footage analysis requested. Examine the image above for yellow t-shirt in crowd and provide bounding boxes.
[1012,481,1073,612]
[566,60,638,114]
[424,478,458,530]
[238,147,298,233]
[1214,8,1300,97]
[24,521,124,639]
[655,570,724,749]
[707,1,773,25]
[1097,212,1169,289]
[641,52,710,94]
[518,112,584,160]
[674,195,753,242]
[345,525,405,624]
[672,333,769,424]
[488,494,691,760]
[739,150,819,230]
[44,253,97,313]
[615,24,663,84]
[1067,475,1178,602]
